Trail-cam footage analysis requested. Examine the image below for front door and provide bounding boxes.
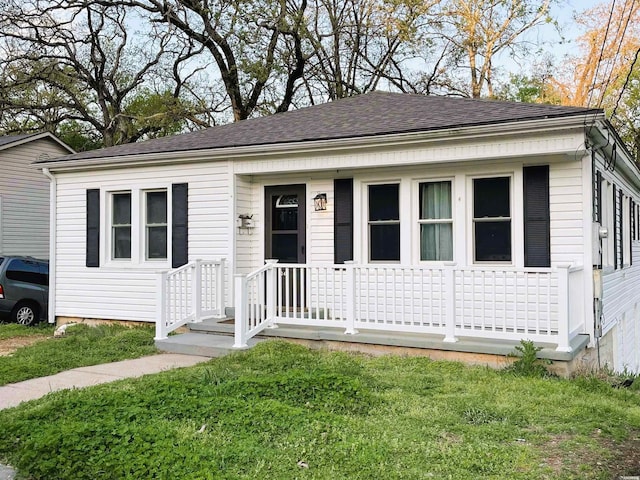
[265,185,306,263]
[265,185,306,313]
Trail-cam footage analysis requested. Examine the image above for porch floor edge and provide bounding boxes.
[188,320,590,362]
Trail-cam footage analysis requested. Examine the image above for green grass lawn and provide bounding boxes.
[0,323,157,385]
[0,322,54,340]
[1,341,639,479]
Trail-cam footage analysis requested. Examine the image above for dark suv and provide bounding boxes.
[0,256,48,325]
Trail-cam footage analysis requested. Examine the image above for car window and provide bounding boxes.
[6,259,48,286]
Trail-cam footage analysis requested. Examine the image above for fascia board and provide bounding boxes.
[40,115,598,173]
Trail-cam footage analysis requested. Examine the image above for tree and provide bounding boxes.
[0,0,214,148]
[553,1,640,159]
[301,0,439,101]
[433,0,555,98]
[95,0,311,121]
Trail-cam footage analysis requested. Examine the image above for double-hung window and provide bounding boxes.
[473,177,511,262]
[111,192,132,259]
[418,181,453,261]
[368,184,400,262]
[145,190,168,260]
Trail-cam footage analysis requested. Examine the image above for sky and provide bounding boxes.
[495,0,606,76]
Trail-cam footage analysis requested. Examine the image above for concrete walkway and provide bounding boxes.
[0,353,210,410]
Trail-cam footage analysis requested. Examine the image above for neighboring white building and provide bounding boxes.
[0,133,73,259]
[37,92,640,373]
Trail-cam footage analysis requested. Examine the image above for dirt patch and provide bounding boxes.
[601,430,640,478]
[0,335,50,356]
[537,429,640,478]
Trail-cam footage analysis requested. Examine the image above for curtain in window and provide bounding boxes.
[420,182,453,261]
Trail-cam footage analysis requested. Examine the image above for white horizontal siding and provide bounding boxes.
[54,162,231,322]
[53,130,595,327]
[549,161,584,266]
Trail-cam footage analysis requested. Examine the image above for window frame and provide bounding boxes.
[416,178,454,263]
[144,189,169,261]
[110,191,132,261]
[367,182,401,263]
[471,175,513,264]
[103,186,172,268]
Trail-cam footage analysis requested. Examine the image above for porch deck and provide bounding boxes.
[156,318,590,364]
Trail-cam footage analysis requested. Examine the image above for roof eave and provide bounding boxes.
[39,114,600,173]
[0,132,75,155]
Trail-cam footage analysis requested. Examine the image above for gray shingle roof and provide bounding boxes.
[41,92,601,163]
[0,133,39,148]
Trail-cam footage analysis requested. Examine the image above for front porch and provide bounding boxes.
[155,259,591,361]
[157,317,590,366]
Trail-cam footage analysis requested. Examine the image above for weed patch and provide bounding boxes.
[503,339,553,378]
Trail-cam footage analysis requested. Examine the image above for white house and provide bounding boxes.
[37,92,640,373]
[0,132,73,259]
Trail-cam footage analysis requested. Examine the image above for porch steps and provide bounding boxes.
[184,318,591,362]
[155,332,264,357]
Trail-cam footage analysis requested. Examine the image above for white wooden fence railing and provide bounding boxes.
[155,259,226,340]
[234,261,581,351]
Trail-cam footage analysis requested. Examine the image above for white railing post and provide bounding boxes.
[234,274,248,348]
[443,262,458,343]
[265,259,279,328]
[556,264,572,352]
[155,271,168,340]
[215,258,226,318]
[192,260,202,322]
[344,261,358,335]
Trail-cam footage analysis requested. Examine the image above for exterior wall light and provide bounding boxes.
[314,193,327,211]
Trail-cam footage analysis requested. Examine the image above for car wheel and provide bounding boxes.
[12,303,39,326]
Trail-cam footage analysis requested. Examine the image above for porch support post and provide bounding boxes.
[192,260,202,322]
[443,262,458,343]
[556,264,573,352]
[265,259,279,328]
[155,271,168,340]
[215,258,225,319]
[233,274,248,348]
[344,261,358,335]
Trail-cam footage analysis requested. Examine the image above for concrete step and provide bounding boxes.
[155,332,263,357]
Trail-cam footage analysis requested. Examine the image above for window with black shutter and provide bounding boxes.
[523,166,550,267]
[334,179,353,264]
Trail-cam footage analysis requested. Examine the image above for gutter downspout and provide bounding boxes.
[42,168,57,324]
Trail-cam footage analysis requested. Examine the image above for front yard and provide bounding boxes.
[0,322,156,385]
[1,340,639,479]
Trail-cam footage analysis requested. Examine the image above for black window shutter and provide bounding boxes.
[619,190,624,267]
[334,178,353,264]
[523,165,550,267]
[86,189,100,267]
[172,183,188,268]
[630,199,634,266]
[595,170,602,223]
[613,185,618,269]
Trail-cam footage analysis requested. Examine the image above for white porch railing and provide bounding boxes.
[234,261,582,351]
[155,259,226,340]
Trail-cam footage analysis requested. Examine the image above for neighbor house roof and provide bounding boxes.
[0,132,75,154]
[0,133,40,148]
[38,91,602,164]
